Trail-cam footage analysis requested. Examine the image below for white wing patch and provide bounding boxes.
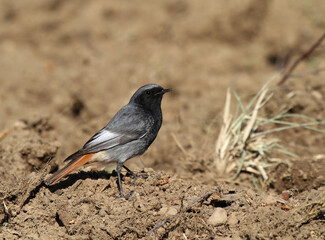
[83,127,146,153]
[89,129,119,145]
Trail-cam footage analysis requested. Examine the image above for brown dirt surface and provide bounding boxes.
[1,0,325,239]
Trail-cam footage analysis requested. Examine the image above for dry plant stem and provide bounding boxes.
[171,132,191,157]
[242,88,267,144]
[0,128,11,141]
[215,78,324,185]
[215,86,269,177]
[278,32,325,86]
[215,88,232,174]
[2,200,9,215]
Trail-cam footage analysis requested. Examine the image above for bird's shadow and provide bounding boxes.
[46,170,117,193]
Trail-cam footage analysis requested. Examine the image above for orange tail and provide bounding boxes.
[46,153,94,185]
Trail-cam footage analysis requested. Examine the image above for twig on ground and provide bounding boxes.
[147,192,216,238]
[278,32,325,86]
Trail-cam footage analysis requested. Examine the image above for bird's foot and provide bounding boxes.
[115,190,134,200]
[128,173,149,186]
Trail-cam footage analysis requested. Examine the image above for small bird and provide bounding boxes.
[46,84,171,199]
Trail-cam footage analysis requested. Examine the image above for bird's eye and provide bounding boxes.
[145,90,151,95]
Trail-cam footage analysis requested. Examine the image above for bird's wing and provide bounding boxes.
[82,127,146,153]
[64,105,150,162]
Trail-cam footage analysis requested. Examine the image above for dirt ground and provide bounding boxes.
[1,0,325,239]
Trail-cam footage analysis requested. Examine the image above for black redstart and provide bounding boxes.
[46,84,171,199]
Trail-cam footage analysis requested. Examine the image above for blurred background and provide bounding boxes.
[0,0,324,187]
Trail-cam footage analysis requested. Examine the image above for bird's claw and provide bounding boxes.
[115,190,134,200]
[128,174,149,186]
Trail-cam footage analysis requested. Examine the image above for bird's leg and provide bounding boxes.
[123,165,148,186]
[123,165,137,178]
[116,163,133,199]
[123,165,138,186]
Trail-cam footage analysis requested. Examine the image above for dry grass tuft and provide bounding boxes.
[214,81,325,184]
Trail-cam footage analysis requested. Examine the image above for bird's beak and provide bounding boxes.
[157,88,172,95]
[163,88,172,94]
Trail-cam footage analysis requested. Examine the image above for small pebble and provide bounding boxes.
[227,213,239,226]
[156,227,165,237]
[263,195,278,205]
[282,191,290,201]
[158,206,178,217]
[166,207,178,217]
[311,90,322,100]
[207,208,227,226]
[158,206,168,215]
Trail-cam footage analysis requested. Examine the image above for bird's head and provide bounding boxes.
[129,84,172,111]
